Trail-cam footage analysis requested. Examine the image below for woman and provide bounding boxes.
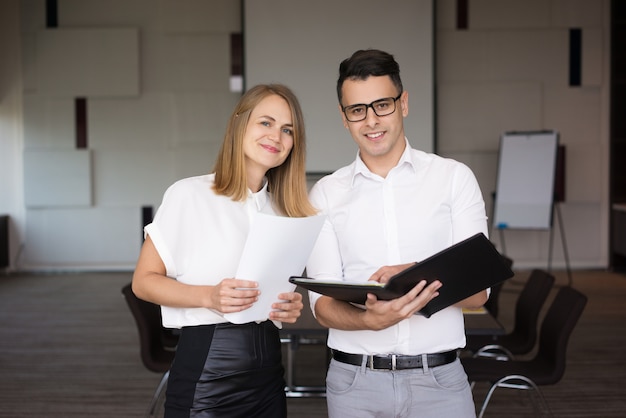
[132,84,317,417]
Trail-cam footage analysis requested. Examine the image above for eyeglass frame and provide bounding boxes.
[341,92,403,122]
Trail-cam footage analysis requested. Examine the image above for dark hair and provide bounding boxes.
[336,49,403,104]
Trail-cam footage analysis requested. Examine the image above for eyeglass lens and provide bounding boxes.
[343,94,401,122]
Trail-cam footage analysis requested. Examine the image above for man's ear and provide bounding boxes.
[400,91,409,117]
[338,103,349,128]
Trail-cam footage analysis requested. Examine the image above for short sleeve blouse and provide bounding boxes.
[145,174,276,328]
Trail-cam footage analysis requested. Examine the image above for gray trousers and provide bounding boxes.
[326,356,476,418]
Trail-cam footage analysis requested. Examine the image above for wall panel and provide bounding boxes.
[23,206,140,268]
[24,149,92,207]
[93,149,174,207]
[88,94,175,149]
[36,28,139,97]
[438,82,543,152]
[22,95,74,147]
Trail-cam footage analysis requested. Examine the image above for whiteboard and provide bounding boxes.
[243,0,433,173]
[493,132,559,230]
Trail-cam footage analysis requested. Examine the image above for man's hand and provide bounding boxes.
[361,278,441,330]
[368,263,417,284]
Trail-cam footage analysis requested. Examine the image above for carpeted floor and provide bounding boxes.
[0,269,624,417]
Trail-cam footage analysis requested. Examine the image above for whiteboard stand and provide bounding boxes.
[495,201,573,287]
[548,202,573,287]
[492,131,572,286]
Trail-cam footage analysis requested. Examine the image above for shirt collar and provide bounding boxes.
[248,178,269,211]
[350,137,416,187]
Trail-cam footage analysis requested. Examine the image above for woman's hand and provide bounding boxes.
[208,278,260,313]
[268,291,304,323]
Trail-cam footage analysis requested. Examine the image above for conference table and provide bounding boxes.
[462,306,506,336]
[280,302,505,397]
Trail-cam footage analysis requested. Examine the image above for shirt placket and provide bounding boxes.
[383,177,401,264]
[383,174,411,351]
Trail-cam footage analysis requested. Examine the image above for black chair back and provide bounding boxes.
[534,285,588,384]
[121,283,176,373]
[466,268,555,355]
[461,285,587,417]
[509,269,555,353]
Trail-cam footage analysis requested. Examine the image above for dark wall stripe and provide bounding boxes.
[0,215,8,269]
[569,28,582,86]
[75,98,87,149]
[46,0,58,28]
[457,0,468,30]
[230,33,243,76]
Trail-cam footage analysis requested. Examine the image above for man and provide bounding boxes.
[306,49,488,417]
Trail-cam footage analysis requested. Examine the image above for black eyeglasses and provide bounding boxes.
[341,93,402,122]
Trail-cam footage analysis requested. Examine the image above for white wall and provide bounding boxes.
[436,0,610,269]
[0,0,612,271]
[245,0,434,172]
[15,0,241,270]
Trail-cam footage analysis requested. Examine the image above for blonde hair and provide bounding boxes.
[213,84,316,217]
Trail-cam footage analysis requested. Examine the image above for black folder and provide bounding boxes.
[290,232,514,318]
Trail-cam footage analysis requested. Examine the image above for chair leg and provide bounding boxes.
[478,374,553,418]
[522,381,552,417]
[147,370,169,418]
[478,380,499,418]
[473,344,514,361]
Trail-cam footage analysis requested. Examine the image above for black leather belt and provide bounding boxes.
[331,349,458,370]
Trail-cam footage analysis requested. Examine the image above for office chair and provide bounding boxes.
[461,285,587,417]
[466,269,555,359]
[483,255,514,318]
[122,283,178,417]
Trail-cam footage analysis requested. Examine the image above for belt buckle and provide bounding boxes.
[368,354,398,370]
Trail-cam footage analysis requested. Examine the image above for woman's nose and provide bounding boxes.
[268,127,281,141]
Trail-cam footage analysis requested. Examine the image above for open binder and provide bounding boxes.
[290,233,514,318]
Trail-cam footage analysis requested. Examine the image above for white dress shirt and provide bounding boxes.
[306,139,488,355]
[145,174,276,328]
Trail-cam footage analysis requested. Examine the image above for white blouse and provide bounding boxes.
[145,174,276,328]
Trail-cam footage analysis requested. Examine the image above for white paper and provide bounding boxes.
[224,213,326,324]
